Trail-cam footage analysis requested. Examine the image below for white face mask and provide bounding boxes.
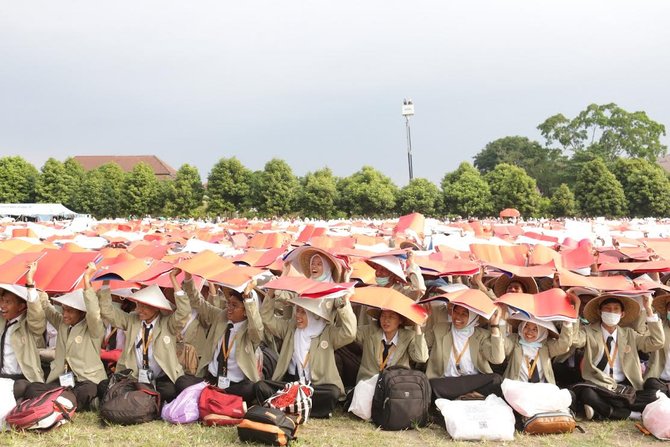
[601,311,622,326]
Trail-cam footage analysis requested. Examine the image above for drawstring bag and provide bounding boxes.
[264,382,313,423]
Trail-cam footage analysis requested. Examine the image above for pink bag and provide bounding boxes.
[643,394,670,440]
[161,381,208,424]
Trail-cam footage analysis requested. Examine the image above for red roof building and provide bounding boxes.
[73,155,177,180]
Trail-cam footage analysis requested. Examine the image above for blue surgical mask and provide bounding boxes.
[376,277,390,287]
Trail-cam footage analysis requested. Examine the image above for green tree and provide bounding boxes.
[548,183,577,217]
[96,163,125,218]
[473,136,567,194]
[538,103,667,162]
[35,158,68,204]
[574,158,627,217]
[612,158,670,217]
[441,162,492,217]
[486,163,542,216]
[297,168,338,219]
[168,164,204,217]
[337,166,398,217]
[397,178,441,216]
[120,163,160,217]
[0,156,38,203]
[62,157,86,211]
[206,157,252,216]
[257,159,299,216]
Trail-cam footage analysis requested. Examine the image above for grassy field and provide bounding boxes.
[0,410,662,447]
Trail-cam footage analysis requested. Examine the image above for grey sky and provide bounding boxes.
[1,0,669,186]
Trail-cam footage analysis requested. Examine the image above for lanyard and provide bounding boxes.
[452,339,470,374]
[604,337,618,376]
[379,343,397,372]
[220,332,238,364]
[103,328,117,349]
[299,351,311,383]
[524,352,540,379]
[142,330,153,368]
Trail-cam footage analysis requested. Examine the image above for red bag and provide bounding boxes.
[264,382,313,423]
[198,385,247,426]
[6,387,77,431]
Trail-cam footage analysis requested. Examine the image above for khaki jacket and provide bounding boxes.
[180,311,209,360]
[425,324,504,379]
[503,323,573,384]
[184,279,263,381]
[260,295,356,395]
[42,289,107,384]
[0,296,45,383]
[356,324,428,382]
[98,288,190,383]
[573,320,664,390]
[644,322,670,380]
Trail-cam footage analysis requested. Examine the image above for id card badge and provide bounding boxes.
[138,368,154,384]
[217,376,231,389]
[59,372,75,388]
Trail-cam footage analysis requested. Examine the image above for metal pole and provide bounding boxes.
[406,116,414,181]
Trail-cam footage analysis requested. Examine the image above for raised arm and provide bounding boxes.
[330,294,357,350]
[83,263,104,338]
[25,261,47,335]
[260,288,291,339]
[98,280,131,330]
[167,269,192,334]
[176,270,223,326]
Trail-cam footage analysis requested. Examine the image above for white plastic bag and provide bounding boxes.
[348,374,378,421]
[436,394,515,441]
[643,393,670,440]
[0,378,17,431]
[501,379,572,417]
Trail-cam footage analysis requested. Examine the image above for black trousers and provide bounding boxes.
[175,373,257,405]
[253,374,340,419]
[97,374,178,405]
[25,379,99,411]
[429,373,503,401]
[0,373,29,400]
[575,378,662,420]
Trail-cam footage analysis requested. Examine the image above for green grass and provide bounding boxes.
[0,410,662,447]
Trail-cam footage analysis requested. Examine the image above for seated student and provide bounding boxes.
[366,251,426,302]
[0,264,46,398]
[99,288,132,374]
[643,293,670,395]
[25,263,106,410]
[425,304,504,400]
[162,283,209,366]
[503,316,575,384]
[356,308,428,382]
[97,278,191,404]
[573,294,664,420]
[254,290,356,418]
[173,270,263,404]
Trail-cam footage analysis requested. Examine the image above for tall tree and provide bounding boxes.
[0,156,38,203]
[258,159,299,217]
[337,166,398,217]
[485,163,542,216]
[62,157,86,211]
[168,164,204,217]
[297,168,338,219]
[612,158,670,217]
[120,163,160,217]
[441,162,492,217]
[574,158,627,218]
[473,136,567,194]
[35,158,68,204]
[96,163,125,218]
[206,157,252,216]
[538,103,667,162]
[548,183,577,217]
[397,178,441,216]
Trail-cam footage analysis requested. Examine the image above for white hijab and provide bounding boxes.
[310,254,333,283]
[292,307,328,379]
[518,321,549,359]
[446,307,479,376]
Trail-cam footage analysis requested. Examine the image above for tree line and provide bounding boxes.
[0,103,667,219]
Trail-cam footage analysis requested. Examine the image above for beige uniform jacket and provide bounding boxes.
[643,322,670,380]
[0,296,46,383]
[98,287,190,383]
[355,324,428,382]
[42,289,107,384]
[184,279,263,381]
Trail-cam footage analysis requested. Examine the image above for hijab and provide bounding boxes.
[518,321,549,359]
[292,307,328,379]
[310,254,333,283]
[446,307,479,376]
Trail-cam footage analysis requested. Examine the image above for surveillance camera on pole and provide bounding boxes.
[402,99,414,181]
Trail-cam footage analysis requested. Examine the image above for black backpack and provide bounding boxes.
[371,366,431,430]
[100,372,161,425]
[237,405,299,446]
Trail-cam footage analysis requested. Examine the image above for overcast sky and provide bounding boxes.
[1,1,669,186]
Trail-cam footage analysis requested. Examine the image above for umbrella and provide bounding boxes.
[499,208,521,218]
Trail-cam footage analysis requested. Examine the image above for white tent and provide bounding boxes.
[0,203,77,220]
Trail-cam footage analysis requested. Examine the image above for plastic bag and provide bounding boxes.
[0,378,17,431]
[643,393,670,440]
[501,379,572,417]
[161,381,207,424]
[348,374,378,421]
[436,395,515,441]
